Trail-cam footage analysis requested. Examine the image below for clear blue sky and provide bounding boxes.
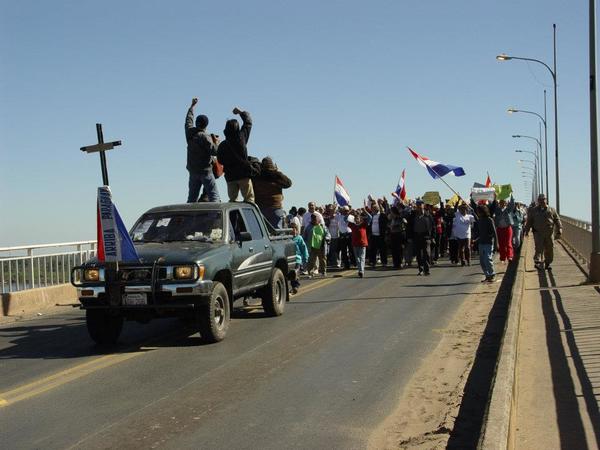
[0,0,594,246]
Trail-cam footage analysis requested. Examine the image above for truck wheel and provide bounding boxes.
[86,309,123,346]
[198,282,230,343]
[261,268,286,316]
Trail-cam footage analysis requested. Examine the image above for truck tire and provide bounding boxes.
[261,268,286,316]
[86,309,123,346]
[198,281,230,343]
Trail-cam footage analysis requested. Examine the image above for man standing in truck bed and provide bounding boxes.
[184,97,220,203]
[217,107,254,203]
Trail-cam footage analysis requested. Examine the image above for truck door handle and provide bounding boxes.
[249,247,254,252]
[264,244,270,249]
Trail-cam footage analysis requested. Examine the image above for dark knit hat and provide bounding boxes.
[195,114,209,129]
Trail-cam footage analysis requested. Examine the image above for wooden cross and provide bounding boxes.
[80,123,122,186]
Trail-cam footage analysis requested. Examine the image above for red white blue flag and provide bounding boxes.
[394,169,407,201]
[408,147,466,179]
[97,186,139,263]
[334,175,351,206]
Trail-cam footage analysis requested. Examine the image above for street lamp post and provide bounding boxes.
[508,102,549,202]
[516,149,540,197]
[589,0,600,282]
[514,135,543,196]
[497,24,560,214]
[521,170,538,199]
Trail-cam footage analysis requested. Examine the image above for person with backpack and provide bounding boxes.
[184,98,220,202]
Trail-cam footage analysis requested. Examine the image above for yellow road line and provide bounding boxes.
[0,351,144,408]
[0,271,351,408]
[292,270,353,297]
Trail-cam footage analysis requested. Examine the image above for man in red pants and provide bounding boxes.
[494,197,515,262]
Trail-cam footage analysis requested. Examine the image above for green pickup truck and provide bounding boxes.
[71,202,296,345]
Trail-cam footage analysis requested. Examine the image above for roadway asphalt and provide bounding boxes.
[0,262,484,449]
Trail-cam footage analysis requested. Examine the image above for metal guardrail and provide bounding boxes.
[560,215,592,264]
[0,241,97,294]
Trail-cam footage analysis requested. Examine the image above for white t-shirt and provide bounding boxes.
[452,214,475,239]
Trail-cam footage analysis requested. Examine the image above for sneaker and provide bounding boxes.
[418,270,423,276]
[545,265,552,271]
[487,275,496,283]
[358,271,364,278]
[290,287,298,295]
[461,261,466,267]
[424,271,431,276]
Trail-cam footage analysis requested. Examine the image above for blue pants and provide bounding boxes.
[188,170,220,203]
[354,246,366,274]
[512,225,523,249]
[261,207,286,229]
[479,243,495,277]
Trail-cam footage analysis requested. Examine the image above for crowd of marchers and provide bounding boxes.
[183,98,563,294]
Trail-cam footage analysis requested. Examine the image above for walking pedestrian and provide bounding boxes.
[368,202,388,267]
[325,204,341,268]
[453,203,475,266]
[494,196,515,263]
[388,205,407,269]
[524,194,562,270]
[217,107,255,203]
[476,205,499,282]
[408,200,434,275]
[184,98,220,203]
[289,223,309,296]
[348,210,371,278]
[303,213,330,277]
[512,202,525,249]
[338,206,356,269]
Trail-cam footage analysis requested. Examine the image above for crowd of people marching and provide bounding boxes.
[184,98,564,294]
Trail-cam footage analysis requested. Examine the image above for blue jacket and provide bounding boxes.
[293,235,309,265]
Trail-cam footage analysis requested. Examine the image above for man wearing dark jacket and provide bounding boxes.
[185,98,220,202]
[217,107,254,203]
[407,200,434,275]
[253,157,292,229]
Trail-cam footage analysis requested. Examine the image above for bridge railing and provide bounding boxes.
[0,241,97,294]
[559,215,592,264]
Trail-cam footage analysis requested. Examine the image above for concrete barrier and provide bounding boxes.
[1,284,78,319]
[478,239,527,449]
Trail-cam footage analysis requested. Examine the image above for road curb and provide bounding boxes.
[0,284,77,322]
[478,238,527,450]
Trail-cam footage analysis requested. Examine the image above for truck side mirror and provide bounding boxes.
[238,231,252,242]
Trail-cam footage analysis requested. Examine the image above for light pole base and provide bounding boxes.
[588,252,600,283]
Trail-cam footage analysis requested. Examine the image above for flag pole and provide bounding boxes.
[333,175,337,205]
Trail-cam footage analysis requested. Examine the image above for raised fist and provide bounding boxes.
[191,98,198,106]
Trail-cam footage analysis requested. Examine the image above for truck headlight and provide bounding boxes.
[84,268,100,282]
[174,265,196,280]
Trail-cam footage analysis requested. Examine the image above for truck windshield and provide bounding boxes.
[130,211,224,243]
